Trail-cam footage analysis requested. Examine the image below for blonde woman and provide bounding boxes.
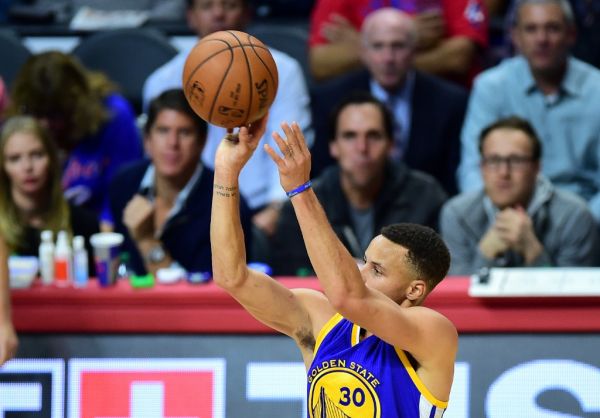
[7,51,143,228]
[0,116,99,365]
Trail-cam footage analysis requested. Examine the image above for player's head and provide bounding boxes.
[479,116,541,209]
[360,8,417,92]
[186,0,251,38]
[511,0,575,76]
[328,92,394,194]
[144,89,208,182]
[361,224,450,305]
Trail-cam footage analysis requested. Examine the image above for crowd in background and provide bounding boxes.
[1,0,600,365]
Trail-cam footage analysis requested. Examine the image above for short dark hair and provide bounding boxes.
[380,223,450,291]
[512,0,574,27]
[186,0,249,9]
[327,91,394,143]
[478,116,542,160]
[145,89,207,139]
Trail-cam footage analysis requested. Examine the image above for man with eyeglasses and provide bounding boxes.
[441,117,599,275]
[458,0,600,224]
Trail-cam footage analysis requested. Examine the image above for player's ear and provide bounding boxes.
[406,280,426,302]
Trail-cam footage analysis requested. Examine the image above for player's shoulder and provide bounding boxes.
[412,306,458,340]
[292,288,337,332]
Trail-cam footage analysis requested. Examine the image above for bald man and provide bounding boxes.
[312,8,468,195]
[308,0,487,84]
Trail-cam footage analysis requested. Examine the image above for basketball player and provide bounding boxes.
[211,116,457,417]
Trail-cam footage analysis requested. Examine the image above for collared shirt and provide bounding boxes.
[370,71,415,159]
[138,161,204,237]
[458,55,600,221]
[142,46,313,210]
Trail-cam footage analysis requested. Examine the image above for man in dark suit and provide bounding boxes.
[311,7,468,195]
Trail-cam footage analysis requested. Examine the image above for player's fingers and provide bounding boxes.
[264,143,284,166]
[271,131,291,158]
[291,122,309,156]
[281,123,300,157]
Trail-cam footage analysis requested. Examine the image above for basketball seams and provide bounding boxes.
[250,39,277,90]
[183,30,277,128]
[183,39,233,91]
[228,31,253,126]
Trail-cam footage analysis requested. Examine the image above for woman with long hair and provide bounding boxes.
[0,116,99,364]
[7,51,143,228]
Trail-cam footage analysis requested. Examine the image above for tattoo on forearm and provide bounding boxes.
[214,183,238,198]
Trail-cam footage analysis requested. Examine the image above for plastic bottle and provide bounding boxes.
[38,230,55,285]
[117,252,133,281]
[54,230,72,287]
[72,235,89,288]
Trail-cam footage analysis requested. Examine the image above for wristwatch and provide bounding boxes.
[146,244,166,264]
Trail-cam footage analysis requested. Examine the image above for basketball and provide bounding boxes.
[182,30,279,129]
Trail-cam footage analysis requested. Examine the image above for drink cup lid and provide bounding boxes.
[90,232,124,248]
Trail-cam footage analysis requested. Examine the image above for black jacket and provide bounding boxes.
[310,70,467,195]
[269,162,447,276]
[109,159,253,275]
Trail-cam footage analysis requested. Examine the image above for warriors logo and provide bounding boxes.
[308,367,381,418]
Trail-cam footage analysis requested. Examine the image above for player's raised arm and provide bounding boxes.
[210,117,332,365]
[265,122,369,312]
[265,123,457,389]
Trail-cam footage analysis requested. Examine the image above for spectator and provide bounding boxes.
[500,0,600,68]
[458,0,600,222]
[143,0,313,236]
[311,8,468,195]
[6,51,143,229]
[270,93,447,276]
[308,0,488,85]
[0,116,102,363]
[442,117,599,275]
[110,89,253,277]
[0,116,99,260]
[0,76,8,117]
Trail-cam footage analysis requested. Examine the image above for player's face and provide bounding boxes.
[480,128,539,209]
[187,0,248,37]
[359,235,414,304]
[360,17,414,91]
[3,131,50,197]
[330,103,392,191]
[512,3,575,75]
[145,109,205,182]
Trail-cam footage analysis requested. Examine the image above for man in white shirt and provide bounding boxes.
[143,0,313,235]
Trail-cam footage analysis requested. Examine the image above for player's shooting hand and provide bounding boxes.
[215,114,269,175]
[0,319,18,367]
[265,122,311,193]
[123,194,155,241]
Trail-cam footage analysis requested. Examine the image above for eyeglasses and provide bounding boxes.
[481,155,535,171]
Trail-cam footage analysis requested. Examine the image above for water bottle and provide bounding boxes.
[72,235,89,288]
[38,230,54,285]
[54,230,72,287]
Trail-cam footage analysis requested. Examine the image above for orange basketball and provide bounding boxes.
[182,30,279,129]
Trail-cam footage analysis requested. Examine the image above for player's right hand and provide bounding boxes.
[214,114,269,175]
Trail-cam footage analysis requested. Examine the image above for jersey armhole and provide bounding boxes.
[395,348,449,409]
[313,313,343,355]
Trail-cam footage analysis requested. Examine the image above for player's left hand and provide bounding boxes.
[265,122,311,194]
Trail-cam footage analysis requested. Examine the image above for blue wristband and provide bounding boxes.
[286,180,312,198]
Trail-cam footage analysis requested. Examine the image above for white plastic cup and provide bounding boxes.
[90,232,124,287]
